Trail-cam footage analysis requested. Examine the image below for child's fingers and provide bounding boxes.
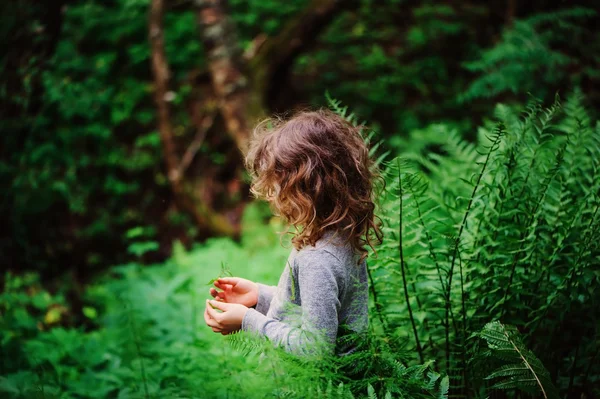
[213,281,233,291]
[217,277,240,286]
[208,299,230,312]
[206,300,223,321]
[204,304,222,328]
[210,289,226,301]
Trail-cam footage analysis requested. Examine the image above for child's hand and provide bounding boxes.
[209,277,259,308]
[204,299,248,335]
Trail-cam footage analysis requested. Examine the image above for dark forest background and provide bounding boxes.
[3,0,598,278]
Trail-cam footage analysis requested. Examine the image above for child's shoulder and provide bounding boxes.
[293,230,358,271]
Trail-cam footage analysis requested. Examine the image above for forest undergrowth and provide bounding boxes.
[1,92,599,399]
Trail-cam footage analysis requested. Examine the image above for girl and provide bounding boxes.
[204,109,382,355]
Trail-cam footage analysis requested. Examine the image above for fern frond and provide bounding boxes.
[460,7,596,102]
[326,92,389,170]
[226,331,266,357]
[478,321,560,399]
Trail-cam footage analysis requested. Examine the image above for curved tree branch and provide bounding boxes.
[250,0,352,106]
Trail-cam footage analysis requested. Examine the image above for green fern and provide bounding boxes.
[461,7,597,102]
[370,90,599,398]
[325,90,359,127]
[226,331,267,357]
[326,92,391,169]
[478,321,560,399]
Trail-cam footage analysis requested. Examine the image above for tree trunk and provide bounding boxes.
[177,0,352,238]
[195,0,351,154]
[195,0,265,153]
[149,0,237,237]
[250,0,347,110]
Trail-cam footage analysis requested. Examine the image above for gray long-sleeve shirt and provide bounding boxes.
[241,230,369,355]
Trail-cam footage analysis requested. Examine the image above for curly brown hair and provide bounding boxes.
[245,109,383,263]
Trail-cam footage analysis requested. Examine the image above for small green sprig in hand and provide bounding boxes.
[206,262,233,286]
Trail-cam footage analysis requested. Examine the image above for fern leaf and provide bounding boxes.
[438,375,449,399]
[478,321,559,399]
[367,383,377,399]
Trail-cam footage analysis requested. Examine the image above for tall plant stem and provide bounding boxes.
[458,251,469,398]
[531,201,600,335]
[513,100,559,206]
[448,127,503,297]
[446,126,505,369]
[527,184,591,312]
[473,108,525,265]
[408,184,445,354]
[397,158,424,363]
[483,150,517,263]
[504,329,549,399]
[565,201,599,290]
[501,144,565,317]
[409,184,447,295]
[367,263,390,336]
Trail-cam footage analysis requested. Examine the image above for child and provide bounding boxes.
[204,109,382,355]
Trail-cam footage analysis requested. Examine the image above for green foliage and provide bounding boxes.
[3,92,599,398]
[368,90,599,397]
[477,321,559,399]
[229,0,306,44]
[226,325,448,399]
[325,91,390,170]
[0,217,443,399]
[0,223,290,398]
[2,0,600,396]
[206,262,234,286]
[3,0,599,276]
[1,0,203,272]
[462,7,599,102]
[299,1,486,134]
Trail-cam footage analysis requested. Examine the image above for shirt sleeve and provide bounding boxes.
[242,250,344,356]
[255,283,277,315]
